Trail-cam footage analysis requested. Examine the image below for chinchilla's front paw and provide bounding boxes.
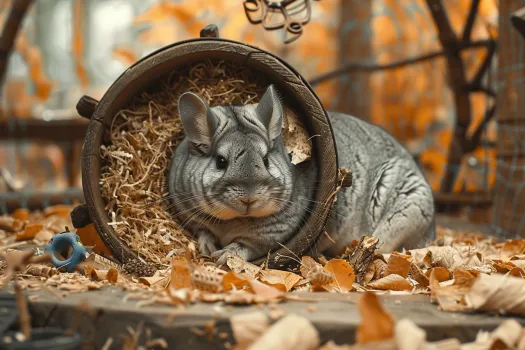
[211,242,250,266]
[197,230,219,256]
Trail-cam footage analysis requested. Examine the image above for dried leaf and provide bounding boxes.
[306,265,335,289]
[488,319,523,349]
[15,223,43,241]
[223,272,282,301]
[431,268,474,312]
[426,267,452,282]
[11,209,29,221]
[452,267,475,286]
[508,267,525,279]
[0,216,23,232]
[493,260,516,274]
[170,257,193,290]
[409,263,429,288]
[323,259,356,293]
[33,228,54,244]
[300,256,320,278]
[500,239,525,259]
[385,253,411,278]
[258,269,302,292]
[226,253,261,278]
[394,319,426,350]
[367,274,412,292]
[356,292,394,344]
[247,314,319,350]
[409,246,464,270]
[466,274,525,315]
[230,312,269,349]
[43,204,71,218]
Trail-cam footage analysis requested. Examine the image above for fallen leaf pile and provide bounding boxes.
[3,207,525,347]
[0,205,73,247]
[228,292,525,350]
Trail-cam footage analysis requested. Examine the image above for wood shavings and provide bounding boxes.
[24,264,57,278]
[100,59,310,265]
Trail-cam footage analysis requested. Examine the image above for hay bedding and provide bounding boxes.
[100,59,311,267]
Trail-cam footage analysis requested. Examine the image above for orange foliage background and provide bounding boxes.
[0,0,499,194]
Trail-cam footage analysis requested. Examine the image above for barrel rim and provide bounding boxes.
[81,37,339,267]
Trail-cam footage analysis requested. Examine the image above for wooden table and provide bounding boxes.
[24,286,525,350]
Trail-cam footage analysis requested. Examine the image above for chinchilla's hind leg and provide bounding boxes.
[368,157,435,253]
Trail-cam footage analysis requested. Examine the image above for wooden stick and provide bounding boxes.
[15,281,31,339]
[0,0,35,98]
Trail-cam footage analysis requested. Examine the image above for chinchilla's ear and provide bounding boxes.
[178,92,218,150]
[255,84,283,142]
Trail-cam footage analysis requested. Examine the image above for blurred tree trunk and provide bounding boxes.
[493,0,525,237]
[335,0,371,120]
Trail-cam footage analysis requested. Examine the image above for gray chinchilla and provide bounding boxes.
[168,85,435,265]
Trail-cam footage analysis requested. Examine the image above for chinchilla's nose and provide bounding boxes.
[240,197,257,205]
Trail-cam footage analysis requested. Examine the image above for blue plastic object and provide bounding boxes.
[44,232,87,273]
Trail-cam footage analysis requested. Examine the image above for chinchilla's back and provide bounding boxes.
[320,112,435,255]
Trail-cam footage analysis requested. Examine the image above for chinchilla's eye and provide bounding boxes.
[263,155,269,168]
[216,155,228,169]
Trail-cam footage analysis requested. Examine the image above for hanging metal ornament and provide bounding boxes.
[243,0,319,44]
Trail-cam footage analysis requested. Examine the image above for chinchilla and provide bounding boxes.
[168,85,435,265]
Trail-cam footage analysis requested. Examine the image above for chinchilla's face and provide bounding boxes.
[172,85,294,220]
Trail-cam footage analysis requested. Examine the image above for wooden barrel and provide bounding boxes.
[77,26,340,268]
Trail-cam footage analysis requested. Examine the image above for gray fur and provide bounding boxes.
[168,85,435,264]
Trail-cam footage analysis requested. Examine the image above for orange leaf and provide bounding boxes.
[223,271,282,300]
[323,259,355,293]
[15,223,43,241]
[43,204,71,218]
[223,271,251,292]
[169,257,193,290]
[453,267,475,286]
[258,269,302,292]
[385,253,411,278]
[11,208,29,221]
[425,267,451,282]
[500,239,525,258]
[409,263,429,288]
[367,274,412,291]
[508,267,525,279]
[356,292,394,344]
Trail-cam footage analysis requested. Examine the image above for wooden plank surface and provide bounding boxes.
[24,286,525,350]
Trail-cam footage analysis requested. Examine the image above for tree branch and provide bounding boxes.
[426,0,472,193]
[0,0,34,99]
[309,39,495,86]
[465,103,496,153]
[462,0,480,41]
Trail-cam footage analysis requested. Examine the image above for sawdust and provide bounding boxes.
[99,59,312,267]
